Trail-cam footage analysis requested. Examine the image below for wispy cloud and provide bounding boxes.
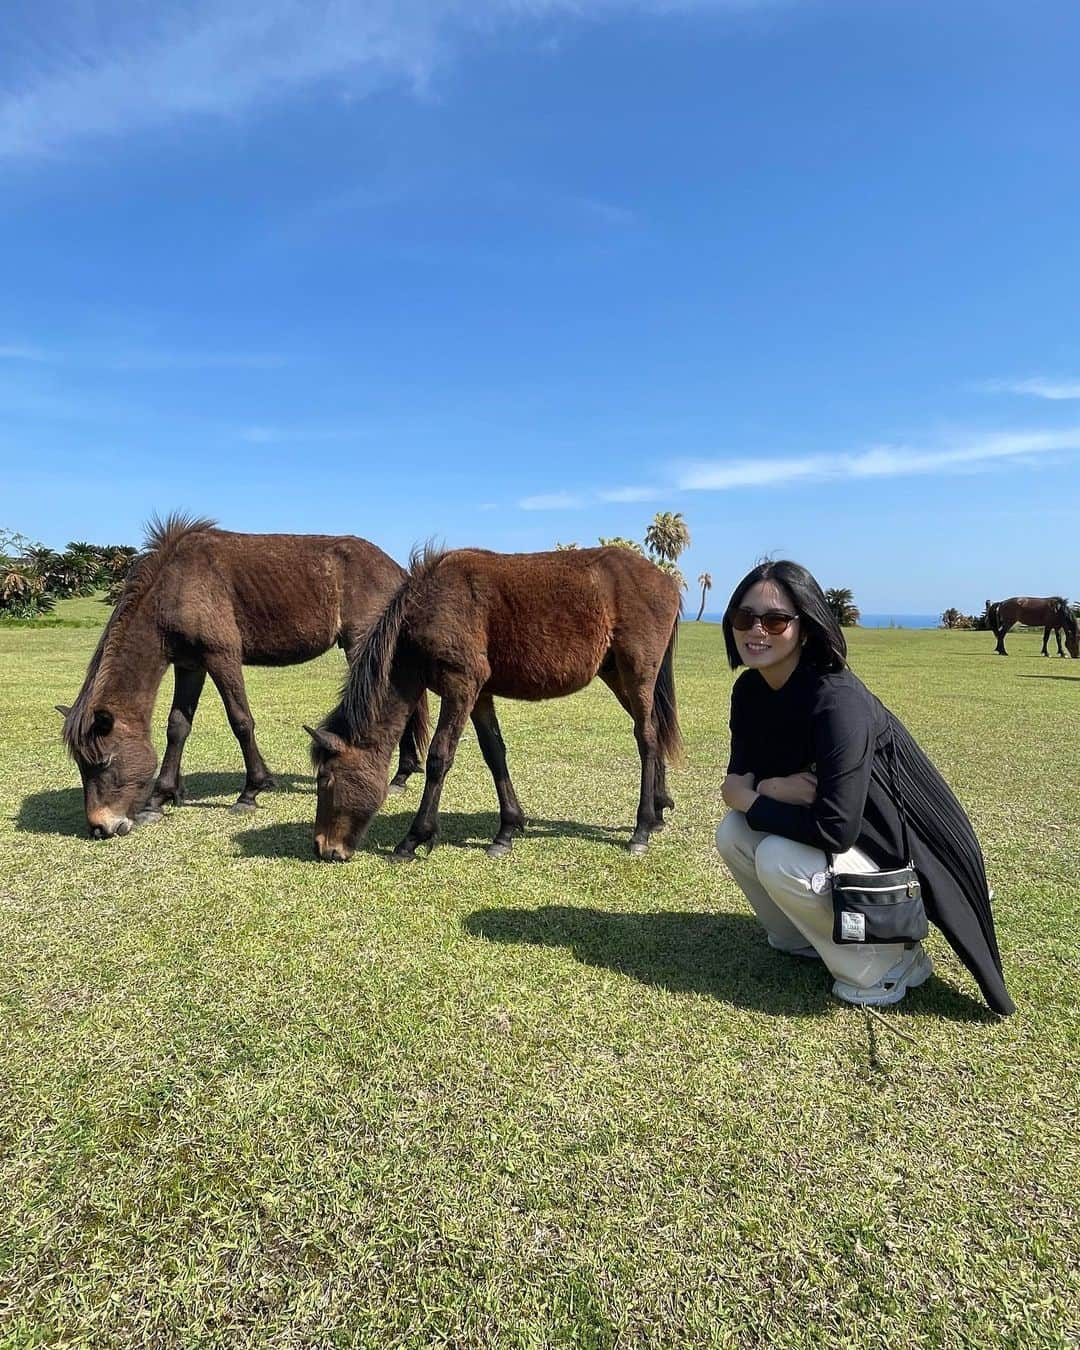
[519,491,585,510]
[0,343,49,362]
[0,339,284,371]
[1,2,752,159]
[598,484,665,503]
[676,428,1080,491]
[978,377,1080,401]
[527,427,1080,507]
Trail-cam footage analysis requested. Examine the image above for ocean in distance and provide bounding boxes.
[698,612,941,629]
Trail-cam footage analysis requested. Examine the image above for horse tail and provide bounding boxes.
[402,689,431,764]
[654,618,683,766]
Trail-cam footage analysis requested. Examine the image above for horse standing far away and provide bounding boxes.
[59,517,429,838]
[986,596,1079,658]
[306,546,683,862]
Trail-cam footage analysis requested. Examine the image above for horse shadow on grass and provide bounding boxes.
[16,772,311,838]
[234,810,630,861]
[464,905,993,1021]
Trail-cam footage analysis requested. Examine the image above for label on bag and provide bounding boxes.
[840,910,866,941]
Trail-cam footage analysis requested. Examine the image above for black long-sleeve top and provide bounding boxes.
[726,657,1014,1015]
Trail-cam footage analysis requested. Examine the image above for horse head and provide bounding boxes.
[305,724,392,862]
[58,704,159,837]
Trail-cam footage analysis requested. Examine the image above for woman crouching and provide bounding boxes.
[716,560,1014,1014]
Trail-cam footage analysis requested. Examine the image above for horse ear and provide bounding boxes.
[55,704,72,718]
[92,709,114,736]
[303,724,345,757]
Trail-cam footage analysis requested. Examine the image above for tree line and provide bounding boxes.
[0,530,137,618]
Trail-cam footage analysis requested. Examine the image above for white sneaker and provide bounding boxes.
[832,946,933,1007]
[768,933,822,960]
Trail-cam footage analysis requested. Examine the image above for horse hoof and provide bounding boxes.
[628,841,649,857]
[230,800,258,814]
[135,809,164,826]
[487,841,513,859]
[389,850,415,865]
[386,780,407,796]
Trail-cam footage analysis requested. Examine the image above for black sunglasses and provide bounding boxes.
[729,607,798,635]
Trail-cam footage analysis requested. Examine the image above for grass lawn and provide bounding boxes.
[1,621,1077,1347]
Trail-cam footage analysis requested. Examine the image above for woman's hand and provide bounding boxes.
[721,771,759,813]
[756,771,818,806]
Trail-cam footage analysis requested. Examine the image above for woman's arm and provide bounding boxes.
[726,675,753,776]
[745,682,874,850]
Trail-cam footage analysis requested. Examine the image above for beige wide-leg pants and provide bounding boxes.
[715,809,913,990]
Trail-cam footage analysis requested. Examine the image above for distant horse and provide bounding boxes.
[305,546,682,862]
[60,517,429,838]
[986,596,1079,658]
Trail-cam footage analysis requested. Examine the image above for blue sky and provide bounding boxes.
[3,0,1079,612]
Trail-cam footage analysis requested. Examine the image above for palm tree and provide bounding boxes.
[644,511,690,565]
[824,587,860,627]
[695,572,712,622]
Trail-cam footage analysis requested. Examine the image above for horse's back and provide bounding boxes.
[158,531,402,665]
[412,548,678,699]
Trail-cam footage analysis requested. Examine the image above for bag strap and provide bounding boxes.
[825,716,913,872]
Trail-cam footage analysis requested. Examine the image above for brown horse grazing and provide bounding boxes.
[987,596,1079,658]
[59,516,429,839]
[305,546,682,862]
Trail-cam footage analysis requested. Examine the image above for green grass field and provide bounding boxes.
[1,621,1077,1347]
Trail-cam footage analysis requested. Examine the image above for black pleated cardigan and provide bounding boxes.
[728,658,1014,1015]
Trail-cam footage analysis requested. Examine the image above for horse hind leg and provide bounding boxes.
[599,660,674,831]
[603,650,664,855]
[389,694,429,794]
[203,652,277,811]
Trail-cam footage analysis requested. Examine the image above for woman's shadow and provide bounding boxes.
[464,905,992,1020]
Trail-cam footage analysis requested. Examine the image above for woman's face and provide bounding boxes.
[731,579,803,682]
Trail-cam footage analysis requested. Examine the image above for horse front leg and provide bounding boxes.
[204,653,277,811]
[391,683,475,861]
[143,664,206,820]
[470,693,526,858]
[994,624,1010,655]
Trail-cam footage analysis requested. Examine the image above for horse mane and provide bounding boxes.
[313,544,445,761]
[62,513,216,761]
[1052,597,1078,637]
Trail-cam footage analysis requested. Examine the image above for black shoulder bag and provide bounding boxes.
[829,727,930,946]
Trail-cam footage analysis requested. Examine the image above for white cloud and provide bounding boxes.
[598,484,665,502]
[519,491,585,510]
[1,1,757,159]
[980,377,1080,401]
[676,428,1080,492]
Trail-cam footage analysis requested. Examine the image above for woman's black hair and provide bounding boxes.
[722,560,847,672]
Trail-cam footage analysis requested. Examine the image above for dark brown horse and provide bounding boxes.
[306,546,682,862]
[60,517,429,838]
[986,596,1079,658]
